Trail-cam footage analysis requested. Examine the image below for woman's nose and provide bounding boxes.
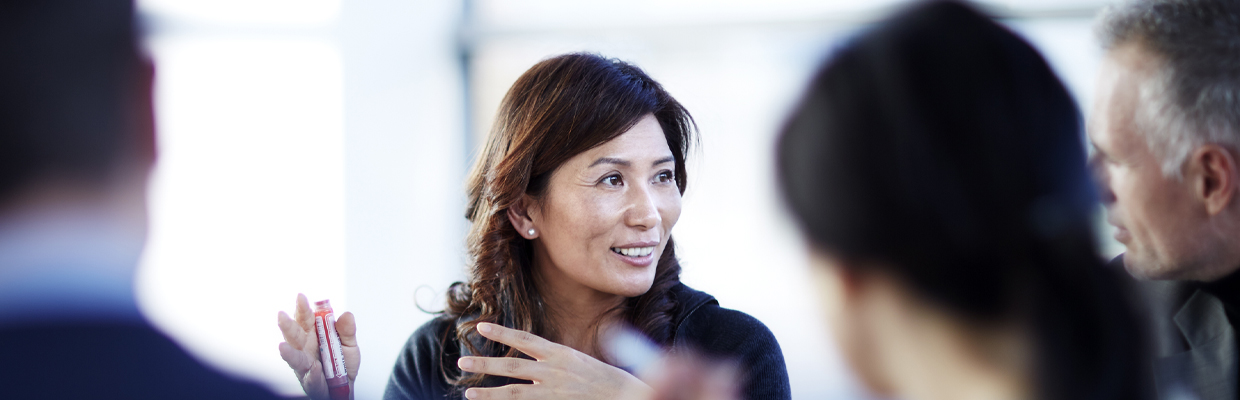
[626,184,662,230]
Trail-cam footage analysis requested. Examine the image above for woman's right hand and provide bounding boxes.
[277,293,361,400]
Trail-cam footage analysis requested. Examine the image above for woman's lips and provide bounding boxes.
[610,245,657,267]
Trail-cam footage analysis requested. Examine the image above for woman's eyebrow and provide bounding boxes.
[588,156,675,168]
[589,157,629,168]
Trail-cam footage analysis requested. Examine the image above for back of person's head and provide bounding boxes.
[1097,0,1240,178]
[778,1,1147,399]
[0,0,148,205]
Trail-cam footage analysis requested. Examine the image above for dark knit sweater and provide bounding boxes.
[382,283,791,400]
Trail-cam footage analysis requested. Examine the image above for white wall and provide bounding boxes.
[137,1,465,398]
[338,1,467,398]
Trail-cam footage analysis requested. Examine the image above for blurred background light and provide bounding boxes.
[138,0,340,28]
[137,34,346,393]
[134,1,1123,398]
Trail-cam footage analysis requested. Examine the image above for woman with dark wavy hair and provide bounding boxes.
[277,53,790,400]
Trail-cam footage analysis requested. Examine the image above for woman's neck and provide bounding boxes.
[890,332,1029,400]
[532,257,626,359]
[877,295,1032,400]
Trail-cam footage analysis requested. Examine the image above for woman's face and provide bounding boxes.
[526,114,682,299]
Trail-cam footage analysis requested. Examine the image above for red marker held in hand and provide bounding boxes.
[314,300,350,400]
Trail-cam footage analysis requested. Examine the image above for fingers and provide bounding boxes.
[702,363,741,400]
[457,356,544,381]
[464,384,538,400]
[336,312,357,346]
[646,356,740,400]
[278,311,307,351]
[279,341,314,377]
[301,324,322,360]
[295,293,315,332]
[336,312,360,381]
[342,349,360,382]
[302,359,329,400]
[474,322,557,360]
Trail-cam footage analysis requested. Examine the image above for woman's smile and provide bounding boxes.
[609,241,659,266]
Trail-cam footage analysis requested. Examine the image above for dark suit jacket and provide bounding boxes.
[0,319,288,400]
[1116,255,1239,400]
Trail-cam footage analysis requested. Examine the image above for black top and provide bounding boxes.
[1115,254,1233,400]
[1200,267,1240,400]
[1200,267,1240,326]
[382,283,791,400]
[0,319,286,400]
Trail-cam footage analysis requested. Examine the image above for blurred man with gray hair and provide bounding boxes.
[1090,1,1240,399]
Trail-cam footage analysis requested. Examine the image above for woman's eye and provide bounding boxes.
[656,171,674,183]
[602,175,623,186]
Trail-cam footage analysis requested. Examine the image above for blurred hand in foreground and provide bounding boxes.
[643,353,740,400]
[602,324,740,400]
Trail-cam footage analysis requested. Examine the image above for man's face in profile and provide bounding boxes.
[1088,43,1207,280]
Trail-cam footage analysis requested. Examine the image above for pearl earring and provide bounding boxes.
[528,229,536,236]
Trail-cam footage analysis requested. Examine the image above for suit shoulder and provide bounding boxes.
[0,321,283,400]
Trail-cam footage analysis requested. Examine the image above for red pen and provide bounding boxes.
[314,299,350,400]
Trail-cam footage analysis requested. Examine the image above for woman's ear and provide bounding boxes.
[507,195,540,239]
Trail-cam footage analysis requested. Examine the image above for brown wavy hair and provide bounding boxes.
[442,53,695,386]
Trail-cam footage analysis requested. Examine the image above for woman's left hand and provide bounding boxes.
[457,322,653,400]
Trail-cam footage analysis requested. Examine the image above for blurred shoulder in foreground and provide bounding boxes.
[0,0,283,398]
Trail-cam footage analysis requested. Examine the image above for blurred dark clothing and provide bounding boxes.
[0,0,284,398]
[0,320,287,400]
[0,213,287,400]
[1115,255,1239,400]
[1201,270,1240,336]
[383,283,790,400]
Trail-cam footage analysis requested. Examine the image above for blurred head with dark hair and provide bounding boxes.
[0,0,153,205]
[778,1,1147,399]
[0,0,154,315]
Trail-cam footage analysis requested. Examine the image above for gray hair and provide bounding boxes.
[1096,0,1240,178]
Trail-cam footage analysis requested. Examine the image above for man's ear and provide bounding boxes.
[1189,144,1237,215]
[506,195,540,239]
